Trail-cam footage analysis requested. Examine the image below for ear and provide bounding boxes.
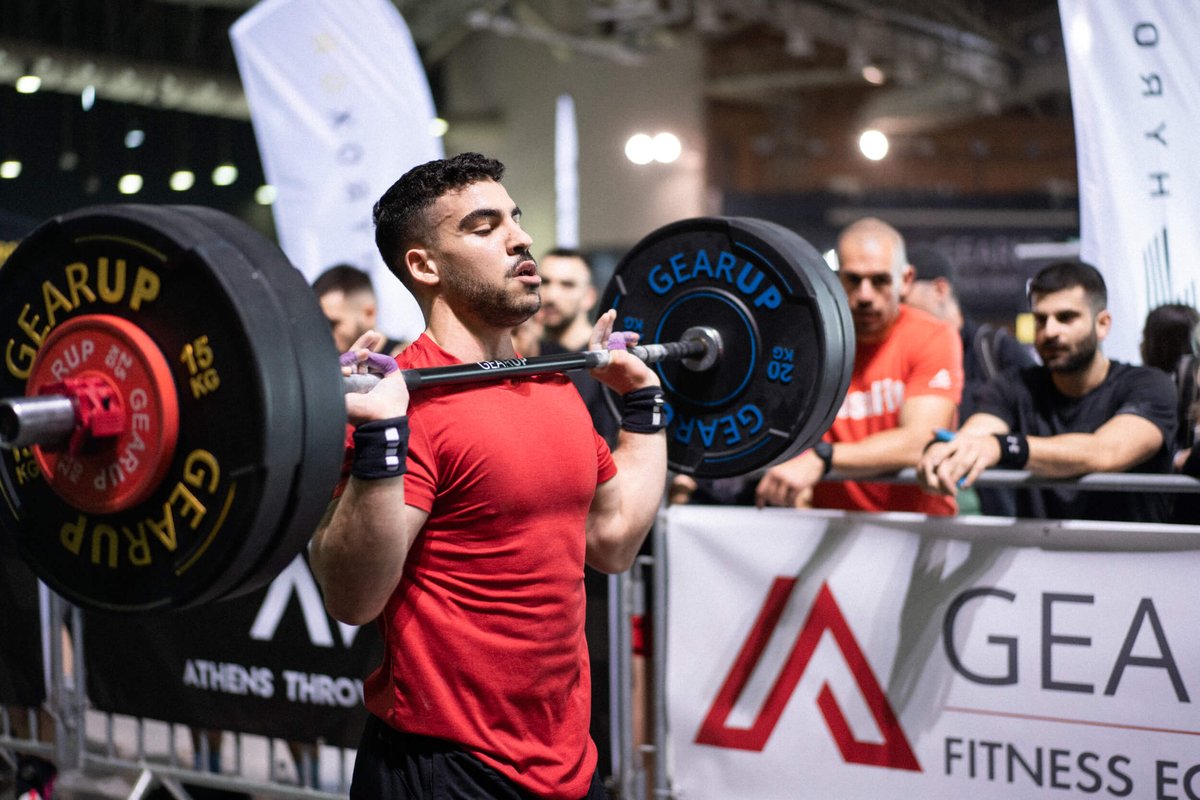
[1095,308,1113,341]
[933,277,953,300]
[405,247,439,290]
[582,284,598,312]
[363,298,378,327]
[898,264,915,298]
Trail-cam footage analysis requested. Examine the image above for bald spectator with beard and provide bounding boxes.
[753,217,963,513]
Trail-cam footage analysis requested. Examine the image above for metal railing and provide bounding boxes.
[4,469,1198,800]
[613,467,1200,800]
[0,596,354,800]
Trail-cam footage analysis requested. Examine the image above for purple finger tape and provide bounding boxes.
[339,350,399,375]
[607,332,636,351]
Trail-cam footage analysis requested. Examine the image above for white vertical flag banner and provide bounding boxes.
[555,93,580,249]
[1058,1,1200,362]
[230,0,443,342]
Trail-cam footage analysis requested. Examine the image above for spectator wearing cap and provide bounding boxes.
[904,244,1034,422]
[904,244,1034,517]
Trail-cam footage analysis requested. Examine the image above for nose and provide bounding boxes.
[508,220,533,254]
[848,277,875,304]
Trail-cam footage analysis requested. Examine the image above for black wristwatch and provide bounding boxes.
[812,441,834,476]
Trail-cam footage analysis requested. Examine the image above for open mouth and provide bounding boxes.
[514,259,539,279]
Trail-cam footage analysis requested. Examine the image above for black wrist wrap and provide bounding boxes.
[352,417,410,480]
[620,387,666,434]
[994,433,1030,469]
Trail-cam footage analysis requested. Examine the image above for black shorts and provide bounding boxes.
[351,715,606,800]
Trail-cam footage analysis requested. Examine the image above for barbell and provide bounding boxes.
[0,206,853,612]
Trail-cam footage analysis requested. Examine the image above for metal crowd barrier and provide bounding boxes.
[0,597,355,800]
[611,468,1200,800]
[3,469,1198,800]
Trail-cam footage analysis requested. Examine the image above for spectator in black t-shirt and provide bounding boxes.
[536,248,619,445]
[918,260,1177,522]
[533,247,620,786]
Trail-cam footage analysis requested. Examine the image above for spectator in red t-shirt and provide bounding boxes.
[754,217,963,514]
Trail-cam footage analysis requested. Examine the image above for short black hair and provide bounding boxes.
[373,152,506,288]
[1028,260,1107,313]
[542,247,592,274]
[312,263,374,298]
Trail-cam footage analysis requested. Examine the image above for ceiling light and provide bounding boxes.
[859,129,889,161]
[428,117,449,138]
[125,128,145,149]
[169,169,195,191]
[118,173,143,195]
[255,184,277,205]
[15,75,41,94]
[862,65,886,85]
[0,160,22,179]
[625,133,654,165]
[58,151,80,172]
[81,84,96,111]
[651,132,682,164]
[212,163,238,186]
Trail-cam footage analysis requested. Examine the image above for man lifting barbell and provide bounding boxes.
[0,151,853,796]
[309,153,667,800]
[0,191,849,612]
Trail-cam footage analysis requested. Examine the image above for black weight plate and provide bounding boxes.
[94,205,309,610]
[600,216,853,479]
[171,206,345,603]
[733,217,856,455]
[0,205,332,612]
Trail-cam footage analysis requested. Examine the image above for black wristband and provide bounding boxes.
[813,440,834,476]
[994,433,1029,469]
[620,387,666,434]
[352,417,410,480]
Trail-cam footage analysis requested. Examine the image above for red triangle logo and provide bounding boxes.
[695,579,921,771]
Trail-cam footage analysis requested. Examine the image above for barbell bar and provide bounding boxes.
[0,327,722,450]
[0,205,852,612]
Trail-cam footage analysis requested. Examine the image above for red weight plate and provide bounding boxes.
[28,315,180,514]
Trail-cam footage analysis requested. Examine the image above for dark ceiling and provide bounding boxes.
[0,0,1075,236]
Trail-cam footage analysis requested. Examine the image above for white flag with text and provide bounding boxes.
[231,0,443,342]
[1058,1,1200,362]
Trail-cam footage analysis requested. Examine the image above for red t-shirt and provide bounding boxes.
[341,335,616,798]
[813,305,962,515]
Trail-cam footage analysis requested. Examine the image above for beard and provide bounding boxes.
[540,312,575,337]
[1039,328,1099,373]
[441,259,540,329]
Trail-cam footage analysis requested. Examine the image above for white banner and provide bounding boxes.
[666,506,1200,799]
[1058,1,1200,362]
[230,0,443,342]
[555,93,579,249]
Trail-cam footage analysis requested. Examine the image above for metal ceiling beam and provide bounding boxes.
[0,37,248,119]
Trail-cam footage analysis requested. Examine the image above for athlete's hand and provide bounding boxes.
[341,330,409,423]
[588,309,660,394]
[755,451,821,508]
